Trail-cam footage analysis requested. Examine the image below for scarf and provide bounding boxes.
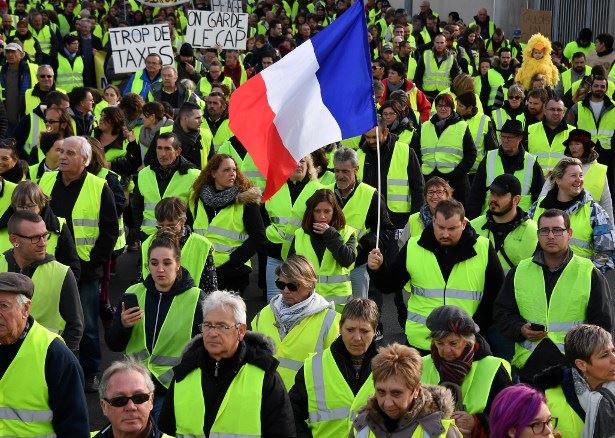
[572,368,615,438]
[199,184,240,210]
[430,341,477,386]
[269,292,332,339]
[419,204,433,229]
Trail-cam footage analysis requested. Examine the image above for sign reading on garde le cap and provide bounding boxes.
[186,10,249,50]
[109,24,174,74]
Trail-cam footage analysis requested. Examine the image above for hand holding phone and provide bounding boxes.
[121,294,143,328]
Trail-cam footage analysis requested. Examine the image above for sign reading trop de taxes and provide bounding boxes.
[186,10,249,50]
[109,24,174,74]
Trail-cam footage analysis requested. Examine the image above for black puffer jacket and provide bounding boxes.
[158,332,296,437]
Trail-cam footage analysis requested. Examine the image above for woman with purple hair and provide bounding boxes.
[489,384,558,437]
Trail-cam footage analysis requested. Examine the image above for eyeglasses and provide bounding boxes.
[15,232,51,243]
[103,393,151,407]
[38,74,53,78]
[45,119,60,124]
[527,417,557,434]
[202,322,240,332]
[509,95,522,100]
[426,189,446,197]
[275,280,299,291]
[538,227,567,237]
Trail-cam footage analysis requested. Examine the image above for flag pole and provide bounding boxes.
[375,125,381,250]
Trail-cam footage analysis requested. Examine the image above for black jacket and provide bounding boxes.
[133,155,196,240]
[93,417,165,438]
[467,145,545,219]
[494,249,613,378]
[93,128,142,177]
[106,268,204,395]
[0,316,89,436]
[158,332,296,437]
[359,133,425,228]
[2,251,83,351]
[289,336,378,438]
[370,224,504,331]
[47,170,119,281]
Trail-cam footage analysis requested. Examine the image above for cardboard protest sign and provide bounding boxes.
[211,0,243,13]
[520,8,552,42]
[186,10,249,50]
[109,24,174,74]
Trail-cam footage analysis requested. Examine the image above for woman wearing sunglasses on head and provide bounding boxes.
[251,254,340,390]
[105,229,205,421]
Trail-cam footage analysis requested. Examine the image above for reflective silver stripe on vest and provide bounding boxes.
[570,238,591,250]
[320,295,350,305]
[278,357,304,371]
[318,274,350,283]
[407,311,427,324]
[387,194,411,202]
[0,407,53,422]
[75,237,97,245]
[421,147,464,156]
[413,287,483,301]
[422,161,457,169]
[207,226,248,241]
[144,202,158,209]
[243,171,264,178]
[213,243,235,253]
[521,154,536,194]
[142,220,158,227]
[473,115,488,150]
[26,113,42,152]
[597,129,614,137]
[73,219,99,226]
[387,178,408,187]
[520,339,565,353]
[356,427,370,438]
[130,349,149,361]
[209,433,261,438]
[150,354,181,367]
[548,321,585,331]
[271,216,300,226]
[315,309,337,352]
[157,368,175,386]
[176,435,206,438]
[308,352,351,423]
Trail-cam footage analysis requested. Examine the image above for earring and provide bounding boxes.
[14,243,18,248]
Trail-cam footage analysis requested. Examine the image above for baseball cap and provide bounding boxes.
[488,173,521,197]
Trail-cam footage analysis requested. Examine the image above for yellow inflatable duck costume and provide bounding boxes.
[514,33,560,90]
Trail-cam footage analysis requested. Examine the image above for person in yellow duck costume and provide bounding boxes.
[514,33,560,90]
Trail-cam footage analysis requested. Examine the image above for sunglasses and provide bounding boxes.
[104,393,151,407]
[275,280,299,291]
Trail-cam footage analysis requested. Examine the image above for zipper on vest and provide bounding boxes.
[152,293,163,351]
[215,361,219,377]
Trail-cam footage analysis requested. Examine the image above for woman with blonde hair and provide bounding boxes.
[350,343,461,437]
[189,153,266,293]
[262,154,322,301]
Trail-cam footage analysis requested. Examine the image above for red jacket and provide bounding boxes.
[380,78,431,122]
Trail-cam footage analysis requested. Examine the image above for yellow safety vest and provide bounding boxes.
[0,320,59,437]
[198,75,234,97]
[527,123,575,174]
[0,180,17,254]
[512,256,592,368]
[293,226,356,310]
[0,256,68,335]
[124,283,200,388]
[583,162,607,202]
[251,305,339,389]
[202,118,233,152]
[24,112,46,159]
[141,232,212,283]
[264,179,322,258]
[484,149,537,212]
[421,355,511,414]
[357,142,414,213]
[545,386,584,438]
[30,25,52,54]
[325,182,375,239]
[577,104,615,150]
[24,87,68,115]
[470,214,537,273]
[491,107,525,143]
[56,55,84,92]
[174,364,264,437]
[561,66,592,94]
[96,168,125,252]
[355,419,455,438]
[466,112,490,172]
[39,171,105,261]
[474,69,505,108]
[137,165,200,236]
[532,198,594,258]
[408,212,424,238]
[305,348,374,438]
[422,50,454,93]
[420,119,469,175]
[404,235,489,350]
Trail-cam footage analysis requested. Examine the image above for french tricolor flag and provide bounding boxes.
[229,0,376,200]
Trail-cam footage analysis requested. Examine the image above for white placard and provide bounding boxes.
[109,24,174,74]
[186,10,249,50]
[211,0,243,13]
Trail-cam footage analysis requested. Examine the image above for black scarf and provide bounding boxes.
[199,184,239,209]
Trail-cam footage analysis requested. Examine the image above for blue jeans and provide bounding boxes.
[266,257,282,302]
[350,263,370,298]
[79,279,102,378]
